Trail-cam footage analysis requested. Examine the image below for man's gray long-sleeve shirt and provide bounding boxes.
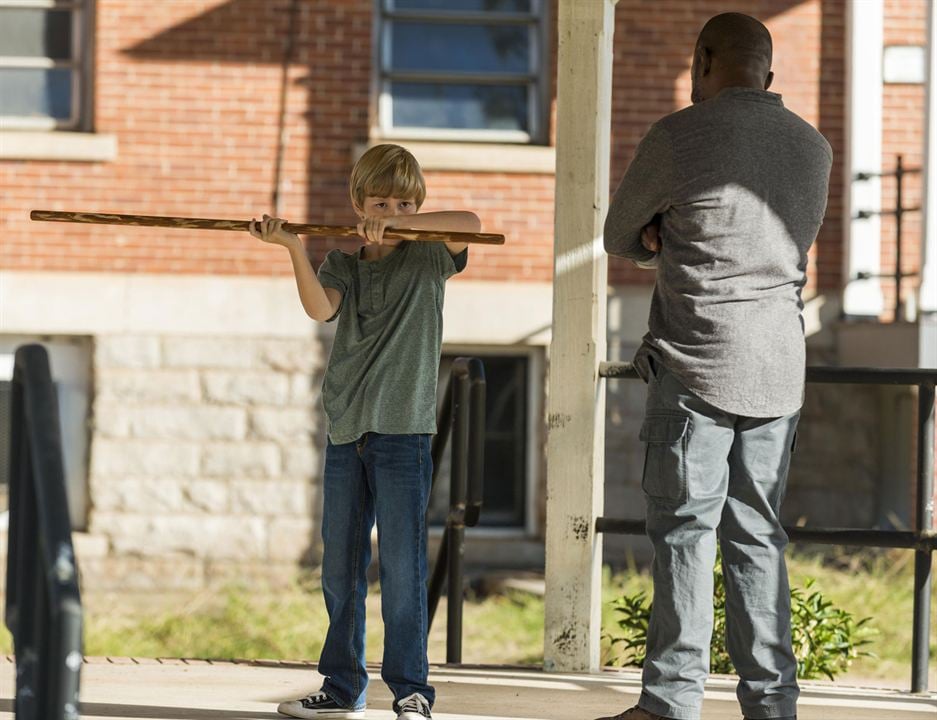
[605,87,832,418]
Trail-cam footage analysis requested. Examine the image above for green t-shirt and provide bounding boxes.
[317,241,468,444]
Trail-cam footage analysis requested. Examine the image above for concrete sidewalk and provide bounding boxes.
[2,658,935,720]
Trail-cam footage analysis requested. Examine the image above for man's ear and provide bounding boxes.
[764,70,774,91]
[699,46,713,76]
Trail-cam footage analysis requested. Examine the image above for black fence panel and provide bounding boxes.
[6,344,82,720]
[598,361,935,693]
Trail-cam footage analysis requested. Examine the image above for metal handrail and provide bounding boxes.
[597,360,936,693]
[426,357,486,663]
[6,344,83,719]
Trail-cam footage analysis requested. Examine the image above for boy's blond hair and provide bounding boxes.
[350,144,426,211]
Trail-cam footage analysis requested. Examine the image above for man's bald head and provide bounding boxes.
[691,13,774,104]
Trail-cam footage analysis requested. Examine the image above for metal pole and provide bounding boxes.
[446,369,470,664]
[911,380,935,692]
[272,0,300,216]
[427,527,448,631]
[895,154,905,322]
[465,359,486,528]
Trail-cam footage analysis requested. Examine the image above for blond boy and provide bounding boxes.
[251,144,477,720]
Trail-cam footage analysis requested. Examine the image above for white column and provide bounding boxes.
[919,0,937,367]
[844,0,886,317]
[543,0,614,673]
[919,0,937,316]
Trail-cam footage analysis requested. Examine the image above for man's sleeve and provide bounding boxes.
[604,123,673,264]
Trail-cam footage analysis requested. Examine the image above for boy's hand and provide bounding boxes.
[249,214,301,248]
[641,217,662,254]
[357,216,391,245]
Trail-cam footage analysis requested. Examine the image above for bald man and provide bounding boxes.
[599,13,831,720]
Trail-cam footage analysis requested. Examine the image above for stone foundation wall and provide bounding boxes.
[80,334,327,592]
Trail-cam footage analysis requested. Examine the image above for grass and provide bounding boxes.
[2,549,933,685]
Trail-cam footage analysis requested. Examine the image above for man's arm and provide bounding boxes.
[604,123,673,266]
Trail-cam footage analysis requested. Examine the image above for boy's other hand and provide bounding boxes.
[249,214,301,248]
[357,216,391,245]
[641,218,662,254]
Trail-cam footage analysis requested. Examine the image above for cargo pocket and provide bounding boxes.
[640,413,690,503]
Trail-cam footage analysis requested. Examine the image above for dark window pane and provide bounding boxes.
[391,22,531,74]
[0,68,73,120]
[0,9,73,60]
[393,0,532,13]
[431,356,528,527]
[391,82,528,132]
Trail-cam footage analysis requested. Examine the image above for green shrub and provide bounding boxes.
[604,556,876,680]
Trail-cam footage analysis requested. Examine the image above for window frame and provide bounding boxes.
[374,0,550,144]
[0,0,95,131]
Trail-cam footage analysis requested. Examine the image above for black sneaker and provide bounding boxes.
[277,690,365,719]
[395,692,432,719]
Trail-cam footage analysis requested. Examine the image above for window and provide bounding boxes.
[0,0,94,130]
[377,0,547,143]
[432,352,542,529]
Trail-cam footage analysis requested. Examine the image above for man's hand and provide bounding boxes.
[641,217,663,254]
[249,214,301,249]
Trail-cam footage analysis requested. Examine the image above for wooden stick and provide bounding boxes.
[29,210,506,245]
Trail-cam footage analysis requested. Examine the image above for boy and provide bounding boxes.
[250,144,478,720]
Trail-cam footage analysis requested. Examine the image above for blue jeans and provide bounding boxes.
[637,356,799,720]
[318,432,434,710]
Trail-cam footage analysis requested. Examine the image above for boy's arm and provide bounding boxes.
[604,123,673,267]
[285,244,343,322]
[387,211,480,256]
[250,215,342,322]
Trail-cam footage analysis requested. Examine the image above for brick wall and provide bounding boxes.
[2,1,929,291]
[0,0,557,282]
[608,0,847,294]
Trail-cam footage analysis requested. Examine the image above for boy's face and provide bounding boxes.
[358,196,418,219]
[356,195,418,247]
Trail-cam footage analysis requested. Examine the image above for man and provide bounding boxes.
[598,13,831,720]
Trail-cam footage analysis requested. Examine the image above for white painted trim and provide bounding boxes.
[354,140,555,174]
[843,0,885,317]
[920,0,937,314]
[443,280,553,345]
[0,271,553,345]
[0,130,116,161]
[0,271,315,337]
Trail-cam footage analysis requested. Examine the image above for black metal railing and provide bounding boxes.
[598,361,936,693]
[426,357,486,663]
[854,154,923,322]
[6,344,83,719]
